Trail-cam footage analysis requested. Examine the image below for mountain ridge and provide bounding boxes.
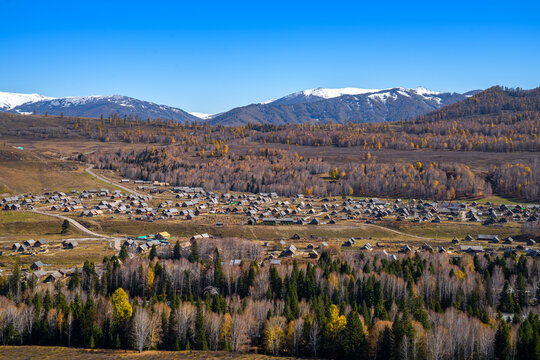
[209,87,480,125]
[3,93,199,123]
[0,87,481,125]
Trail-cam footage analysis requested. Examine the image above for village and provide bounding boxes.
[1,174,539,285]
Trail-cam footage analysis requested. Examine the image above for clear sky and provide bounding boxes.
[1,0,539,114]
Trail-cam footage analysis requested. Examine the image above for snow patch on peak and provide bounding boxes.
[0,91,55,110]
[190,112,214,120]
[260,98,277,105]
[411,86,442,96]
[368,92,398,104]
[47,95,133,107]
[301,87,384,99]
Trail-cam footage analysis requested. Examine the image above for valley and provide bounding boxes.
[0,86,538,359]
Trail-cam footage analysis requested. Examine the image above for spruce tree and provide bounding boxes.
[118,245,128,261]
[343,310,366,359]
[494,321,511,360]
[193,300,208,350]
[173,241,181,260]
[149,245,157,261]
[188,241,200,263]
[376,326,393,360]
[61,219,70,234]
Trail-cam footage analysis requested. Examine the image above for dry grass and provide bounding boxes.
[0,346,296,360]
[75,215,419,242]
[379,219,522,240]
[0,239,116,271]
[0,211,86,240]
[0,148,122,195]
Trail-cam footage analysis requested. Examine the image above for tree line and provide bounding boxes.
[87,146,539,201]
[0,239,539,359]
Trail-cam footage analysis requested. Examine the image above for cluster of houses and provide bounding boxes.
[352,232,540,258]
[27,260,79,283]
[272,238,328,260]
[1,194,47,210]
[6,182,537,229]
[9,239,78,254]
[11,239,48,253]
[122,232,173,253]
[239,197,540,228]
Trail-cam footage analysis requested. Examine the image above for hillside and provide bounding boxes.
[417,86,540,121]
[8,94,199,123]
[0,87,480,126]
[209,87,477,125]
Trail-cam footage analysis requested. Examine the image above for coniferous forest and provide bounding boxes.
[0,239,539,359]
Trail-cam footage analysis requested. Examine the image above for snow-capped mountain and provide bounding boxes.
[270,87,385,105]
[1,87,482,125]
[0,91,54,111]
[209,87,480,125]
[3,93,199,123]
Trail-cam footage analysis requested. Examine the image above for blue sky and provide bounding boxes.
[1,0,539,114]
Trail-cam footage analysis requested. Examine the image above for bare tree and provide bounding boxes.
[131,306,153,352]
[309,320,320,357]
[428,325,449,360]
[175,302,195,348]
[205,312,222,351]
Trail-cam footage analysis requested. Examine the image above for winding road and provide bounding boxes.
[31,208,110,239]
[30,163,435,244]
[85,165,142,197]
[363,223,435,241]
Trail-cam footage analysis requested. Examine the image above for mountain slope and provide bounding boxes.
[0,91,54,111]
[418,86,540,121]
[210,87,477,125]
[3,93,199,123]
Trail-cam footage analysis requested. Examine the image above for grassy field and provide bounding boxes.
[0,211,85,240]
[0,147,124,195]
[75,215,422,241]
[380,219,522,241]
[0,239,116,271]
[0,346,295,359]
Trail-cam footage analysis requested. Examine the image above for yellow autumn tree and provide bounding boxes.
[146,268,155,294]
[220,313,232,349]
[325,304,346,337]
[264,316,286,356]
[112,288,132,322]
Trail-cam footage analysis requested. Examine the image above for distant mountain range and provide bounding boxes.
[0,92,199,123]
[0,87,481,125]
[209,87,481,125]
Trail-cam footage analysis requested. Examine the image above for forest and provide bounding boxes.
[86,146,539,201]
[0,238,539,359]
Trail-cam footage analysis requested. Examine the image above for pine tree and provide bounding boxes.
[173,241,181,260]
[194,300,208,350]
[119,245,128,261]
[498,281,515,313]
[61,219,70,234]
[516,313,540,360]
[188,241,200,263]
[494,321,511,360]
[342,311,366,359]
[149,245,157,261]
[516,272,527,308]
[376,326,393,360]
